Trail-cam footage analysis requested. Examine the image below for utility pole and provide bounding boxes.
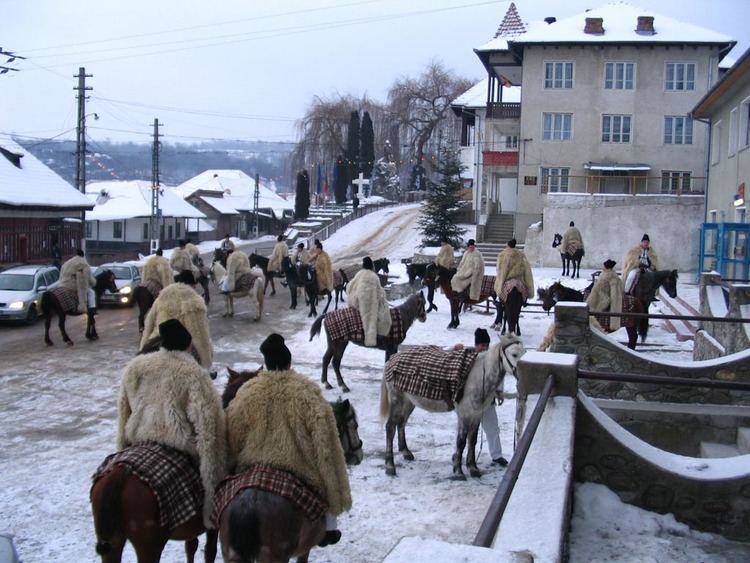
[74,67,92,252]
[150,118,163,254]
[254,173,260,239]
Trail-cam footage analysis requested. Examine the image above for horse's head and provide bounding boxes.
[248,252,258,267]
[330,399,363,465]
[422,263,438,287]
[222,366,261,409]
[537,284,557,312]
[406,263,417,285]
[95,269,118,293]
[497,333,525,378]
[376,257,390,274]
[416,291,427,322]
[552,233,563,248]
[662,269,679,298]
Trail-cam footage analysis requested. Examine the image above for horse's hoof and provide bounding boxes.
[385,465,396,477]
[45,340,53,346]
[341,385,351,393]
[66,341,74,346]
[401,450,415,461]
[469,467,482,478]
[324,382,333,390]
[449,473,467,481]
[270,291,276,296]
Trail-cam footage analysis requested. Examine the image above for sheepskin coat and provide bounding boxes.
[450,249,485,301]
[294,247,311,265]
[268,241,289,273]
[622,244,659,284]
[561,226,584,254]
[59,255,95,313]
[434,243,455,269]
[139,283,213,369]
[313,250,335,292]
[494,247,534,300]
[226,250,252,292]
[220,238,235,251]
[586,269,624,331]
[117,349,227,527]
[171,247,198,277]
[142,255,173,291]
[346,269,392,346]
[226,369,352,515]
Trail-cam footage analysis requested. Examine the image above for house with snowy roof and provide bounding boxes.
[84,180,208,263]
[0,138,93,266]
[175,170,294,237]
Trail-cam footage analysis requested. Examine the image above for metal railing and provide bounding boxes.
[589,311,750,323]
[579,370,750,391]
[473,374,555,548]
[486,102,521,119]
[541,174,706,196]
[308,202,396,244]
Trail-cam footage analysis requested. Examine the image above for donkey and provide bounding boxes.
[211,262,265,321]
[379,334,525,479]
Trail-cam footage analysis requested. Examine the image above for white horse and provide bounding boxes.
[210,262,265,321]
[379,333,525,479]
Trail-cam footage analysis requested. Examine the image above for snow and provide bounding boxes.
[384,537,504,562]
[86,180,206,221]
[0,138,93,209]
[707,285,729,316]
[199,196,241,215]
[453,79,521,108]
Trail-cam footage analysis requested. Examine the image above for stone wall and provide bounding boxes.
[694,272,750,359]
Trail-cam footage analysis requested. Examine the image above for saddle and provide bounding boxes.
[50,286,80,314]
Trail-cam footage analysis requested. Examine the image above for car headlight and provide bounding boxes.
[8,301,25,310]
[119,286,132,295]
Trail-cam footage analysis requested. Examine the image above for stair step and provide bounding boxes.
[738,427,750,454]
[700,441,741,458]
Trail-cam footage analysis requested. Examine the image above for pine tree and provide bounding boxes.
[333,155,348,204]
[417,145,467,247]
[346,110,361,195]
[370,141,400,200]
[360,111,375,179]
[294,169,310,219]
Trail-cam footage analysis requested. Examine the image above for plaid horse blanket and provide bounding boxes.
[49,286,79,314]
[621,294,643,329]
[142,280,163,300]
[499,279,529,303]
[385,346,479,408]
[212,464,326,527]
[325,307,405,345]
[91,441,202,530]
[479,275,496,299]
[234,272,260,293]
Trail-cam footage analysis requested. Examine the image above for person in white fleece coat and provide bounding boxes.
[346,256,392,347]
[450,239,485,301]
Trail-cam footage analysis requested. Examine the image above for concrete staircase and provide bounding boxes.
[700,427,750,458]
[483,213,515,243]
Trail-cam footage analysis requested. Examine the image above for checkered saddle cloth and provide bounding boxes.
[325,307,405,345]
[385,346,479,407]
[212,464,326,527]
[49,287,80,314]
[91,441,202,530]
[142,280,163,300]
[499,279,529,303]
[479,275,496,300]
[234,272,260,293]
[621,294,643,329]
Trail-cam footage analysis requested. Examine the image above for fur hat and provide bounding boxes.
[277,234,284,242]
[362,256,374,270]
[569,221,575,227]
[603,259,616,270]
[159,318,192,351]
[474,328,491,346]
[642,234,650,242]
[76,249,85,257]
[297,242,305,249]
[467,239,476,247]
[507,238,517,248]
[260,333,291,371]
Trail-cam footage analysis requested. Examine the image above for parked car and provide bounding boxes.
[94,263,140,306]
[0,264,60,323]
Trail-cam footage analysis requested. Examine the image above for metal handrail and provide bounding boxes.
[473,374,556,548]
[309,202,396,243]
[588,310,750,323]
[578,370,750,391]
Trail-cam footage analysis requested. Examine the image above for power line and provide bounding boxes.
[94,97,296,122]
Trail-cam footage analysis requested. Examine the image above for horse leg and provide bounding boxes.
[185,538,198,563]
[447,299,458,329]
[397,402,416,461]
[229,296,235,317]
[87,309,98,340]
[59,313,74,346]
[626,327,637,350]
[269,275,276,296]
[426,284,437,312]
[451,423,469,481]
[331,344,349,393]
[44,314,54,346]
[289,282,297,309]
[466,423,482,478]
[385,411,398,476]
[321,344,335,390]
[203,529,218,563]
[321,293,332,315]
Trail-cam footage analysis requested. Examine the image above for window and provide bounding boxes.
[661,171,692,194]
[729,107,738,156]
[142,223,149,239]
[168,225,173,240]
[712,120,722,164]
[605,62,634,89]
[113,221,123,239]
[544,62,574,89]
[735,207,747,224]
[504,135,519,149]
[665,62,695,91]
[176,222,181,238]
[543,113,572,141]
[602,114,632,143]
[541,167,569,193]
[664,116,693,145]
[740,97,750,150]
[85,221,93,238]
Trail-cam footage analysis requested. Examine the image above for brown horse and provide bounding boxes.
[41,270,118,346]
[248,253,280,296]
[132,284,157,333]
[299,263,333,318]
[624,269,678,349]
[217,369,363,563]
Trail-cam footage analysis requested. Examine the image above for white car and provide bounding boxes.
[0,265,60,324]
[94,263,140,306]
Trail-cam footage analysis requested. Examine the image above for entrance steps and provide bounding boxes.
[700,426,750,458]
[474,242,525,268]
[482,213,515,243]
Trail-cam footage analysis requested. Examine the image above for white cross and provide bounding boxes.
[351,172,370,197]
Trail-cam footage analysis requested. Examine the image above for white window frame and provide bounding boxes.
[544,61,574,89]
[660,170,692,194]
[712,120,722,164]
[542,112,573,141]
[541,167,570,193]
[740,96,750,150]
[665,62,696,91]
[735,207,747,224]
[602,114,632,143]
[664,115,694,145]
[85,221,93,239]
[604,62,635,90]
[504,135,519,149]
[728,107,738,157]
[113,221,123,239]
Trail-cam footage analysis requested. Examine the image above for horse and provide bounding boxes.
[211,262,265,321]
[174,264,211,307]
[536,281,588,312]
[248,253,279,296]
[552,233,584,278]
[41,270,118,346]
[213,248,229,269]
[280,256,302,310]
[624,269,678,350]
[299,263,333,318]
[216,368,363,563]
[379,334,525,479]
[132,284,155,334]
[309,292,427,392]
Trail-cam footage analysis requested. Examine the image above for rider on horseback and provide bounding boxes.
[225,334,352,547]
[223,248,252,293]
[451,239,484,302]
[142,248,173,297]
[623,234,659,295]
[561,221,584,257]
[346,256,392,347]
[294,241,311,265]
[59,249,97,315]
[434,237,455,269]
[171,240,199,285]
[267,234,289,281]
[494,238,534,304]
[220,233,235,252]
[310,239,335,294]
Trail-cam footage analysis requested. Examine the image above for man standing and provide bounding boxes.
[346,256,392,347]
[51,236,63,270]
[587,259,624,332]
[451,239,485,302]
[623,234,659,294]
[434,237,455,269]
[494,238,534,304]
[561,221,584,256]
[170,240,199,285]
[59,249,96,315]
[311,240,334,294]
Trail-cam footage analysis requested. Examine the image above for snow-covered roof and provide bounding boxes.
[452,78,521,109]
[0,139,94,210]
[85,180,206,221]
[475,36,510,53]
[200,196,241,215]
[510,2,734,50]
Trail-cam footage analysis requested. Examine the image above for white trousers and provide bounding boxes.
[87,288,96,308]
[481,402,503,459]
[624,270,638,294]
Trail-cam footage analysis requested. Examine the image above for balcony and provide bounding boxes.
[483,151,519,167]
[540,174,706,195]
[486,102,521,119]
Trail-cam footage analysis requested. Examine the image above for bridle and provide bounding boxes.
[337,406,363,458]
[500,339,522,378]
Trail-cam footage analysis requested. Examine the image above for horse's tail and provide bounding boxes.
[92,464,128,555]
[379,374,390,422]
[228,491,261,562]
[309,314,325,341]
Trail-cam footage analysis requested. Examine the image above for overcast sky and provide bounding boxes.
[2,0,748,146]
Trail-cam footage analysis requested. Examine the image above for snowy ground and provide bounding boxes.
[1,203,747,562]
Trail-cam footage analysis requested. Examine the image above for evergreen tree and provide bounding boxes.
[417,145,467,247]
[333,155,348,204]
[294,169,310,219]
[346,110,361,194]
[360,111,375,179]
[370,141,400,200]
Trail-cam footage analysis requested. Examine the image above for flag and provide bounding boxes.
[316,163,322,194]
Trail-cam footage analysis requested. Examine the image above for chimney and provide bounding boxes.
[584,17,604,34]
[636,16,655,34]
[544,16,556,25]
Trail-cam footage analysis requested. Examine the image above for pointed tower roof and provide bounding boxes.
[494,2,526,38]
